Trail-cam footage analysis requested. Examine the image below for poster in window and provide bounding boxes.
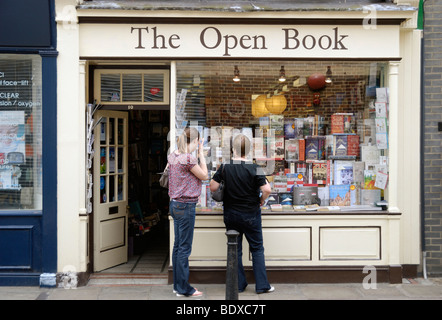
[0,111,25,163]
[0,111,25,190]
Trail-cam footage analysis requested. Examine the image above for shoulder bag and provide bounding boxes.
[159,163,169,189]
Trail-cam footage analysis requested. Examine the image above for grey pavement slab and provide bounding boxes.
[0,277,440,301]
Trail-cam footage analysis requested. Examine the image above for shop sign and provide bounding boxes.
[79,24,399,59]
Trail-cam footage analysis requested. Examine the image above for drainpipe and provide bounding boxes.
[418,0,427,280]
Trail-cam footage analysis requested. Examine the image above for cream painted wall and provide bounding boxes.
[55,0,88,273]
[397,28,422,265]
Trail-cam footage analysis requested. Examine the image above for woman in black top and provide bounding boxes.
[210,134,274,294]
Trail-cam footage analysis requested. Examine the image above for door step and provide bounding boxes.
[88,273,168,287]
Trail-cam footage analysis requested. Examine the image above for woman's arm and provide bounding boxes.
[190,139,208,181]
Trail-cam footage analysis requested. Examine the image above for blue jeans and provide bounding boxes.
[170,200,196,296]
[223,207,271,293]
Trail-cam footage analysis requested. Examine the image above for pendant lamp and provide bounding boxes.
[251,95,268,117]
[265,94,287,114]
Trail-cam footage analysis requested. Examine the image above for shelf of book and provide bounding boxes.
[196,87,390,213]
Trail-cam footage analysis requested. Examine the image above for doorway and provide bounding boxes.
[93,109,170,275]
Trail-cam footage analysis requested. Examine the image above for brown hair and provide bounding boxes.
[177,127,200,153]
[232,134,251,158]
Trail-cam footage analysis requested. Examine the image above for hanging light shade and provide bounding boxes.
[265,94,287,114]
[251,95,268,117]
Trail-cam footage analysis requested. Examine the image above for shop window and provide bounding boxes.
[176,61,389,212]
[0,54,43,210]
[96,69,170,106]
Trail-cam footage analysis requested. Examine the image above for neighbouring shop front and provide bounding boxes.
[0,0,57,286]
[56,0,422,286]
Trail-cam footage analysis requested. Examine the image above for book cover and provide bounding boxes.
[375,117,388,133]
[347,134,360,157]
[285,139,299,161]
[295,118,304,138]
[312,161,327,184]
[376,132,388,149]
[306,137,319,160]
[298,139,305,161]
[279,192,293,206]
[376,87,388,103]
[274,175,288,193]
[361,189,381,206]
[334,160,354,185]
[329,185,351,206]
[374,171,388,190]
[269,114,284,136]
[303,116,314,136]
[326,159,333,185]
[270,204,283,212]
[343,114,354,133]
[334,135,348,156]
[318,186,329,206]
[364,169,376,189]
[284,118,296,139]
[361,145,380,168]
[362,118,376,145]
[266,192,279,206]
[325,135,334,158]
[350,184,361,205]
[331,114,344,134]
[259,117,269,129]
[318,136,326,160]
[353,161,365,187]
[274,136,285,160]
[274,160,285,175]
[286,173,304,191]
[375,102,388,118]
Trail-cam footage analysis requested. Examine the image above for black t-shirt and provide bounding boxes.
[212,160,267,212]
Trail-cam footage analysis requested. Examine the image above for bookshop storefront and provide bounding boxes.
[60,2,422,285]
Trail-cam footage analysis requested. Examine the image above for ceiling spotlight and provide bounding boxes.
[233,65,240,82]
[325,66,332,84]
[279,66,286,82]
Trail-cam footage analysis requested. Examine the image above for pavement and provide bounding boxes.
[0,276,441,301]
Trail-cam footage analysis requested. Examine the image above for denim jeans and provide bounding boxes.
[170,200,196,296]
[223,207,271,293]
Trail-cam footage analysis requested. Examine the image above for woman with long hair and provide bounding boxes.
[168,127,207,297]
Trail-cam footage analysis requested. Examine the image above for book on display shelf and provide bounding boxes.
[284,118,296,139]
[347,134,360,157]
[312,161,327,184]
[334,160,354,185]
[361,189,381,206]
[285,139,299,161]
[334,134,348,156]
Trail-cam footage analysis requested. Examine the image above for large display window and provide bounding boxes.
[175,61,390,213]
[0,54,42,210]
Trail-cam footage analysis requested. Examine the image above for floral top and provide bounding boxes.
[167,152,201,203]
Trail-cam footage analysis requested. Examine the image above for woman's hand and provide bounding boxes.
[198,138,205,156]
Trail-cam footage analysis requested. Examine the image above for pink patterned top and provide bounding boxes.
[167,152,201,203]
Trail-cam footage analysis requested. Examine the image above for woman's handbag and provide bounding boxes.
[159,164,169,189]
[211,166,224,202]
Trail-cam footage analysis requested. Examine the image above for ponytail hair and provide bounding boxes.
[177,127,200,153]
[232,134,251,158]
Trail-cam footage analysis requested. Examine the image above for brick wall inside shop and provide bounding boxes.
[204,71,368,132]
[423,0,442,276]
